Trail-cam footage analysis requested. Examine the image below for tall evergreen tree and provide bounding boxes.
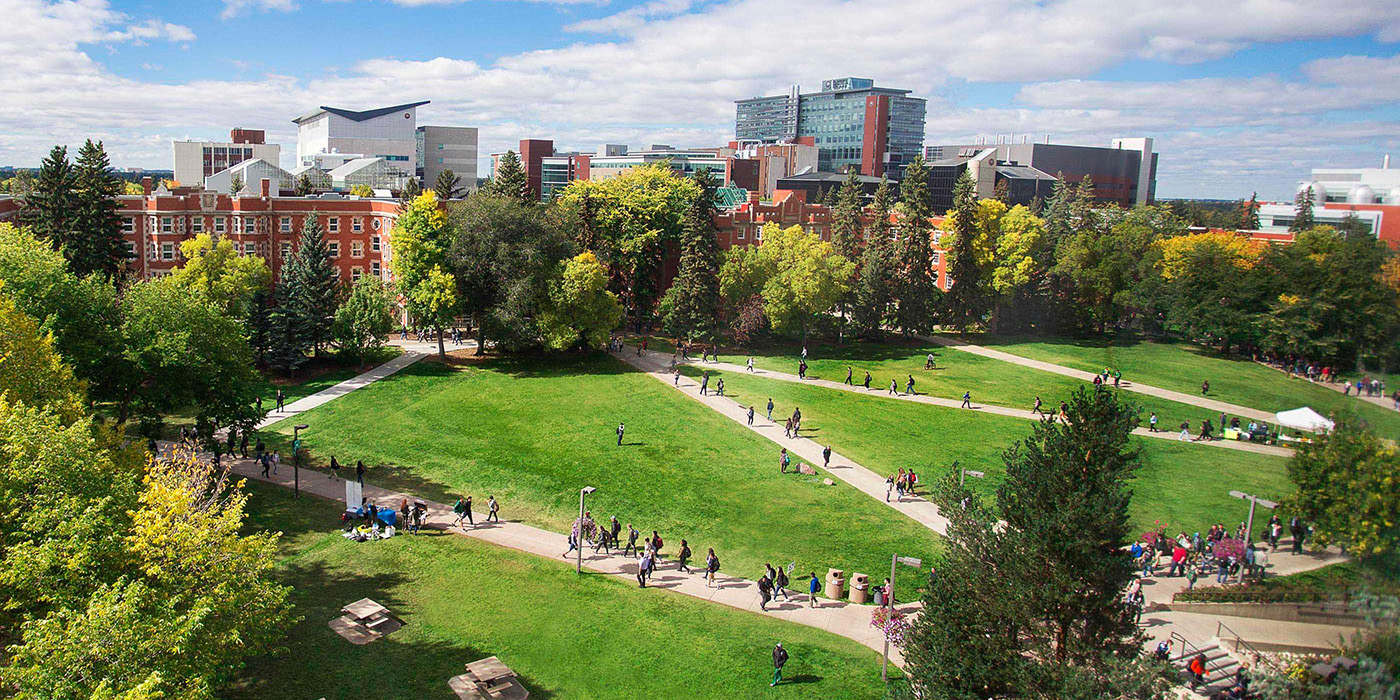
[71,140,129,278]
[668,171,722,340]
[265,266,309,376]
[399,177,423,205]
[821,184,838,208]
[285,213,340,355]
[1240,191,1260,230]
[851,177,895,338]
[891,155,936,334]
[228,174,245,197]
[489,150,533,204]
[248,290,273,366]
[295,173,315,196]
[830,168,864,262]
[25,146,77,252]
[434,168,465,200]
[943,169,985,333]
[1290,186,1316,232]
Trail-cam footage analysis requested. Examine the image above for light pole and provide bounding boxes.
[1229,490,1279,544]
[882,554,923,682]
[292,424,308,498]
[577,486,596,574]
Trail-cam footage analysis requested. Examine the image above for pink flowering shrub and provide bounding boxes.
[871,606,909,647]
[1213,537,1246,561]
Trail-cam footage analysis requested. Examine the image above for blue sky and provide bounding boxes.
[5,0,1400,199]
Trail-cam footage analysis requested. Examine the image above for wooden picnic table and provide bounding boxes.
[342,598,389,621]
[464,656,514,684]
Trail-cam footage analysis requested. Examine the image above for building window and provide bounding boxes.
[122,218,134,234]
[160,216,173,233]
[352,218,363,233]
[280,216,292,233]
[191,217,203,233]
[244,218,256,234]
[930,251,941,264]
[351,266,363,282]
[328,242,340,258]
[124,241,136,256]
[371,261,381,277]
[351,240,364,258]
[737,228,746,240]
[160,242,174,260]
[214,217,226,233]
[328,217,340,233]
[755,226,763,241]
[281,242,292,259]
[931,232,943,245]
[371,235,381,252]
[244,242,256,255]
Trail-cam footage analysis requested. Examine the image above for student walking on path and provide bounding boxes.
[906,375,916,395]
[808,572,820,607]
[705,548,720,587]
[845,366,853,385]
[961,391,972,409]
[889,379,898,396]
[487,495,500,522]
[779,448,790,474]
[757,573,773,611]
[677,540,692,573]
[747,406,755,425]
[822,445,831,468]
[863,371,871,389]
[766,398,774,421]
[771,643,788,687]
[747,357,754,372]
[275,389,285,412]
[329,455,342,480]
[1032,396,1044,415]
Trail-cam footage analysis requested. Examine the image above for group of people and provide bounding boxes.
[1092,367,1123,388]
[885,468,919,501]
[449,494,501,527]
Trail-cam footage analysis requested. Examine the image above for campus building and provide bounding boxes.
[492,141,755,201]
[1253,158,1400,247]
[416,125,479,193]
[172,128,281,187]
[924,137,1158,207]
[204,158,293,196]
[293,102,426,173]
[735,77,927,179]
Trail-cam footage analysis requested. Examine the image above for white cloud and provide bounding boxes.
[566,0,694,34]
[221,0,298,20]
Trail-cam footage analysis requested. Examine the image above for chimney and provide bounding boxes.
[141,177,153,196]
[261,178,271,198]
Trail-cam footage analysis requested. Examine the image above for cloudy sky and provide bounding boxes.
[4,0,1399,199]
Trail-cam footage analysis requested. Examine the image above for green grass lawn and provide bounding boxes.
[643,336,1224,433]
[686,366,1294,537]
[227,481,893,700]
[964,334,1400,439]
[264,354,942,582]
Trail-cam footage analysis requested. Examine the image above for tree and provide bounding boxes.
[539,251,623,351]
[665,171,721,340]
[891,154,937,334]
[1337,210,1371,240]
[831,168,865,262]
[720,223,854,339]
[1291,186,1316,232]
[398,177,422,203]
[71,140,129,278]
[447,192,574,353]
[434,168,466,200]
[851,177,895,338]
[295,172,315,196]
[988,204,1047,330]
[228,174,244,197]
[24,146,77,252]
[1240,192,1260,230]
[1055,205,1176,332]
[487,150,532,203]
[284,213,340,355]
[0,294,88,422]
[390,192,456,357]
[170,234,271,321]
[1286,414,1400,562]
[1157,231,1265,352]
[901,386,1165,699]
[993,177,1010,205]
[943,169,985,333]
[349,184,373,197]
[333,276,396,367]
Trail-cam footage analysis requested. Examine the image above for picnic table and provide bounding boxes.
[449,656,529,700]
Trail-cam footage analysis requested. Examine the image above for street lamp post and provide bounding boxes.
[882,554,923,682]
[577,486,596,574]
[1229,490,1279,544]
[292,424,308,498]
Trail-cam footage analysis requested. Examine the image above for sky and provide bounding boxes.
[3,0,1399,199]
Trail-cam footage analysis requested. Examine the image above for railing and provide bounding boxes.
[1171,631,1238,691]
[1216,620,1284,672]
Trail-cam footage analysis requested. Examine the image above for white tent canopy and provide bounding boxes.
[1275,407,1334,432]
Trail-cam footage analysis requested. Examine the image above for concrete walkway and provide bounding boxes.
[923,335,1279,424]
[217,449,909,662]
[683,356,1293,458]
[616,348,951,536]
[257,349,427,430]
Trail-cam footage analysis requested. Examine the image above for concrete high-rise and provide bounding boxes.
[416,125,478,191]
[735,77,926,179]
[293,101,427,174]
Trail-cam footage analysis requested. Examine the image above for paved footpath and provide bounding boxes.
[923,335,1280,424]
[617,347,952,536]
[681,356,1293,458]
[220,450,908,662]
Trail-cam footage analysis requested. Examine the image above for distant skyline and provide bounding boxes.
[3,0,1399,199]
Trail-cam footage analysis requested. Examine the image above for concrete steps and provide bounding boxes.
[1170,642,1240,696]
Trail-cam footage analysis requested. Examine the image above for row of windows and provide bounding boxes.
[131,215,386,235]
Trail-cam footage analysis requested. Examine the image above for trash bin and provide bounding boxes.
[873,588,885,606]
[850,572,870,604]
[824,568,845,601]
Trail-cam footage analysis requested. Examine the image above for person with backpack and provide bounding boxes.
[677,539,692,573]
[822,445,832,468]
[757,573,773,611]
[774,566,790,601]
[1290,515,1306,553]
[637,550,652,588]
[863,371,872,389]
[705,548,720,588]
[748,406,755,425]
[808,572,820,607]
[1188,653,1208,688]
[770,643,788,687]
[624,524,640,556]
[487,495,500,522]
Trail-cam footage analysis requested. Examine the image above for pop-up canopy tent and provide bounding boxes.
[1275,407,1334,432]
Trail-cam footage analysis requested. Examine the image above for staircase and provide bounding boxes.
[1169,636,1241,696]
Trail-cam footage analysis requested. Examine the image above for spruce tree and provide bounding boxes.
[851,177,895,338]
[1291,186,1316,232]
[669,171,722,340]
[891,154,936,334]
[295,173,314,196]
[285,213,340,355]
[26,145,77,252]
[830,168,864,262]
[248,290,273,366]
[490,150,533,204]
[993,178,1010,204]
[399,177,423,205]
[229,174,244,197]
[943,169,984,334]
[434,169,465,200]
[1240,192,1260,230]
[71,139,129,278]
[266,268,309,376]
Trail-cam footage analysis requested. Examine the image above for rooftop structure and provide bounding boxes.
[294,101,428,177]
[172,128,281,187]
[924,137,1157,206]
[204,158,293,197]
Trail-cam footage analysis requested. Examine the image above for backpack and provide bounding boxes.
[711,556,720,572]
[1131,543,1143,558]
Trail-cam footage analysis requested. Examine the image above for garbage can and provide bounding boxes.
[824,568,845,601]
[873,588,885,606]
[850,572,870,604]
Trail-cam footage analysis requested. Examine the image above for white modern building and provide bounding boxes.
[293,102,427,176]
[329,157,412,191]
[1253,157,1400,241]
[416,125,478,190]
[172,128,280,187]
[204,158,293,197]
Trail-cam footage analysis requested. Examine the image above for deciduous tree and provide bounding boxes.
[333,276,396,366]
[539,251,623,351]
[170,233,271,321]
[391,192,456,357]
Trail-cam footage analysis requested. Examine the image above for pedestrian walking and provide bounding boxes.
[779,448,790,474]
[637,550,652,588]
[885,475,894,502]
[863,371,871,389]
[771,643,788,686]
[808,572,820,607]
[700,372,709,396]
[1149,412,1158,432]
[961,391,972,409]
[329,455,342,480]
[889,379,898,395]
[260,452,271,477]
[674,369,680,386]
[766,398,774,420]
[822,445,831,468]
[748,406,755,425]
[624,524,640,556]
[678,539,692,573]
[747,357,754,372]
[240,431,249,457]
[1032,396,1044,415]
[1178,421,1190,441]
[452,497,467,527]
[705,548,720,587]
[757,574,773,610]
[774,566,790,601]
[716,377,725,396]
[1201,380,1210,396]
[270,450,280,475]
[617,422,626,446]
[1290,515,1305,553]
[255,438,265,460]
[845,366,853,385]
[906,374,916,395]
[487,495,499,522]
[275,389,285,412]
[356,460,365,485]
